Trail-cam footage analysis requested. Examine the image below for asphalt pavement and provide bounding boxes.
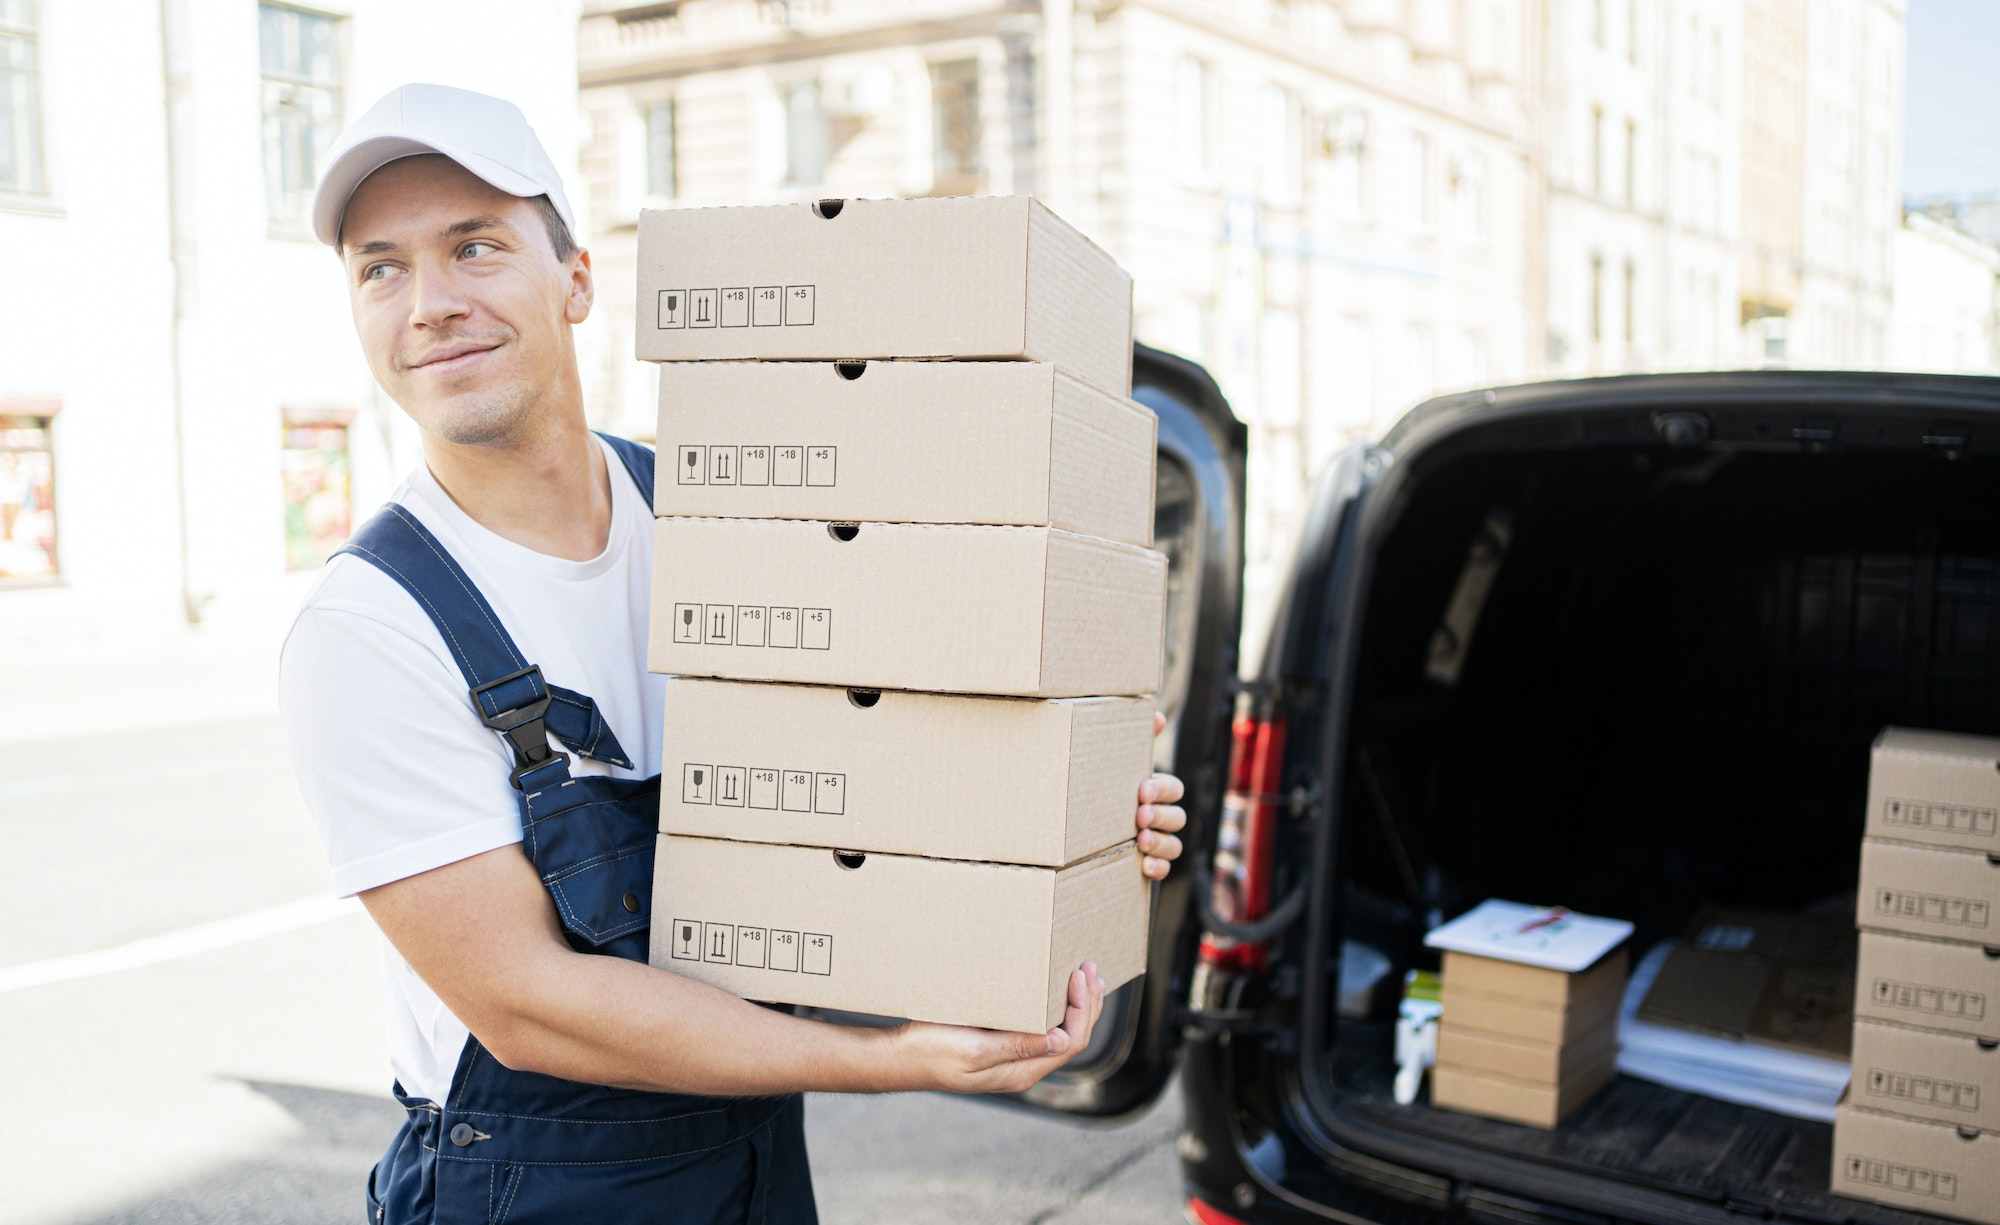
[0,639,1189,1225]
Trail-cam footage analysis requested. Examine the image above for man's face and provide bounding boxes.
[339,155,591,446]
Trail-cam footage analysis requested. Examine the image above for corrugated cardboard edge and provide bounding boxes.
[1046,375,1158,547]
[1036,531,1167,697]
[1043,841,1149,1031]
[1023,199,1133,397]
[1060,697,1158,865]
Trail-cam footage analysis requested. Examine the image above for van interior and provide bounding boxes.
[1321,426,2000,1218]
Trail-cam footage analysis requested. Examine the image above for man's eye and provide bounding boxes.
[461,241,493,259]
[363,264,391,282]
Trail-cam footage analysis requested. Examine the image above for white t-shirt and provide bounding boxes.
[279,438,663,1105]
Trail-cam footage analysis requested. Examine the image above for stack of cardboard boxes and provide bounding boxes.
[1431,947,1628,1129]
[632,198,1168,1033]
[1838,728,2000,1223]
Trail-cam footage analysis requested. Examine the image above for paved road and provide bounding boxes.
[0,644,1188,1225]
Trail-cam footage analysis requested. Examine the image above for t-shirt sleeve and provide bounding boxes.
[280,596,524,898]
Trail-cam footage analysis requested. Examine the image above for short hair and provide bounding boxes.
[529,194,579,263]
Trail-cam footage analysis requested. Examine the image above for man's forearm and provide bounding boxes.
[480,944,919,1097]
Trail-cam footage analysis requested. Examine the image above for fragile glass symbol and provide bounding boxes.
[691,768,706,797]
[679,923,694,950]
[686,449,700,478]
[681,606,695,635]
[666,293,680,315]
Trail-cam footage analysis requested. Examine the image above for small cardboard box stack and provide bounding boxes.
[1838,728,2000,1224]
[1424,902,1632,1129]
[636,197,1167,1034]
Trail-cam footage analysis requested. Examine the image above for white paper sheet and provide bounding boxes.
[1423,899,1635,972]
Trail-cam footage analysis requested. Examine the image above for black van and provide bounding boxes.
[1017,349,2000,1225]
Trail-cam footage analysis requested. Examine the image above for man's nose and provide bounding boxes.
[407,260,472,329]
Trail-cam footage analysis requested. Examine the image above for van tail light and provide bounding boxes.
[1199,693,1287,974]
[1187,1195,1252,1225]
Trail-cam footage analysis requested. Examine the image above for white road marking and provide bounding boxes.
[0,775,76,801]
[0,895,364,995]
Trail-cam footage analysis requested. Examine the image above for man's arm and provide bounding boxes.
[360,844,1106,1097]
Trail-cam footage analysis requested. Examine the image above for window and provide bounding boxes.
[1628,0,1641,63]
[0,0,42,195]
[1402,132,1428,230]
[0,410,55,580]
[1592,0,1605,46]
[645,98,677,199]
[281,414,352,570]
[1624,118,1636,202]
[929,59,981,194]
[1623,259,1636,345]
[781,80,829,187]
[1590,105,1603,195]
[1175,57,1210,179]
[260,5,342,228]
[1260,85,1298,203]
[1590,253,1604,344]
[1452,154,1482,240]
[1329,108,1366,221]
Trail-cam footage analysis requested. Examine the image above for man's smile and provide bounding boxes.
[406,340,502,374]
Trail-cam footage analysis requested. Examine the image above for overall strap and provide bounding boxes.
[335,505,631,789]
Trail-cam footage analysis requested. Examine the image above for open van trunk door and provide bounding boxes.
[1009,342,1249,1119]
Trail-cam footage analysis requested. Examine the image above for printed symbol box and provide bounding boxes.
[1866,727,2000,856]
[1833,1097,2000,1224]
[636,197,1134,398]
[1859,838,2000,942]
[649,518,1166,698]
[1856,930,2000,1042]
[1852,1018,2000,1134]
[650,834,1149,1033]
[662,678,1154,867]
[656,361,1157,548]
[1432,948,1626,1129]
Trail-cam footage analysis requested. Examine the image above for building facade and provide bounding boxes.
[0,0,585,648]
[577,0,1542,647]
[1891,209,2000,375]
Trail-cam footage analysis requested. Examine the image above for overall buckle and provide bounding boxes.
[471,666,569,787]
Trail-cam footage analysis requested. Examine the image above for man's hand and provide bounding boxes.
[891,963,1107,1094]
[1137,711,1188,880]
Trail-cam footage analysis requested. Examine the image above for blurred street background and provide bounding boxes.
[4,0,2000,1221]
[0,645,1185,1224]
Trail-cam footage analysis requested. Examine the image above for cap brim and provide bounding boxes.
[311,135,549,247]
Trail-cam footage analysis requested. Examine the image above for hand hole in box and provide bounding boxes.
[833,851,866,871]
[835,361,868,381]
[1984,946,2000,960]
[1980,1039,1999,1053]
[812,199,846,220]
[846,689,881,709]
[828,523,860,542]
[1962,1127,1983,1142]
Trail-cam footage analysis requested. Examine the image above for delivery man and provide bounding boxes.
[279,84,1188,1224]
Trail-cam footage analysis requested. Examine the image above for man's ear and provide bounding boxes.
[564,249,594,325]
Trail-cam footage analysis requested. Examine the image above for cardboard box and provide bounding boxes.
[1441,948,1630,1010]
[1861,838,2000,942]
[1834,1098,2000,1224]
[1430,1053,1617,1129]
[656,361,1156,548]
[1866,727,2000,856]
[659,678,1154,867]
[1857,930,2000,1042]
[649,518,1167,698]
[1635,906,1855,1059]
[1440,978,1623,1047]
[1853,1019,2000,1134]
[636,197,1134,397]
[650,834,1149,1033]
[1435,1022,1619,1084]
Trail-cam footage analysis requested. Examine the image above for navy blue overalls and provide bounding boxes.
[336,434,817,1225]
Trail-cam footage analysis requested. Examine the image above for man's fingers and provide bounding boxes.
[1138,831,1183,862]
[1137,803,1187,834]
[1138,773,1185,806]
[1141,854,1171,880]
[1153,711,1166,736]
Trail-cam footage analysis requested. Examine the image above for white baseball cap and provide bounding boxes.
[311,82,577,249]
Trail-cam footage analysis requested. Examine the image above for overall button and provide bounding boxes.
[449,1123,476,1147]
[622,892,641,913]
